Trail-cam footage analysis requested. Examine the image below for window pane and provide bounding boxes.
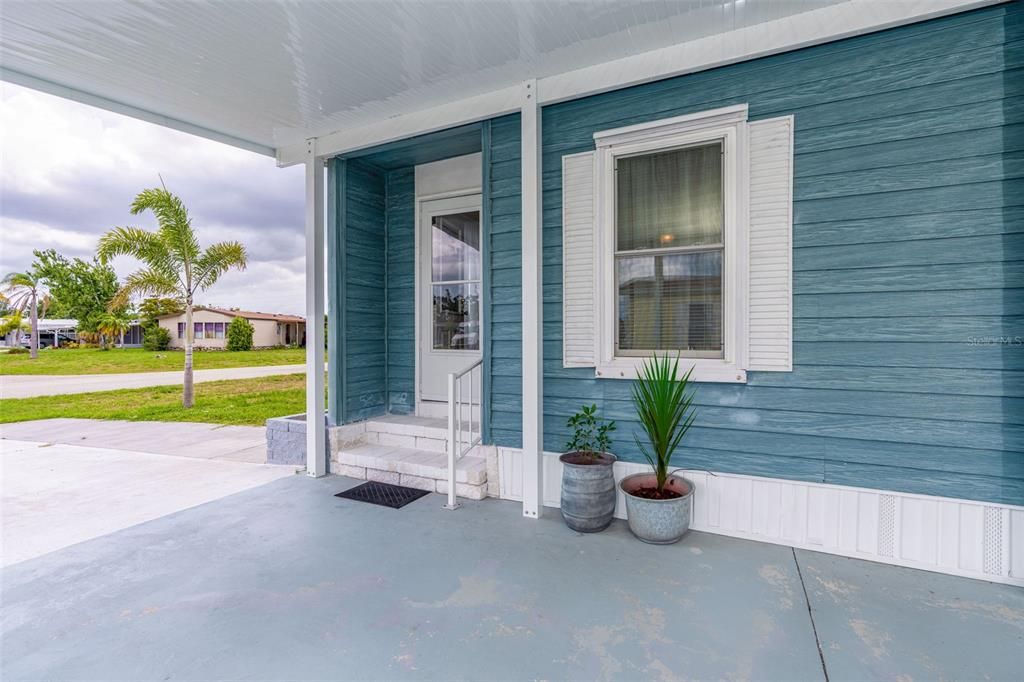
[177,323,184,339]
[432,283,480,350]
[431,212,481,282]
[617,250,723,355]
[194,322,204,339]
[616,142,723,251]
[215,322,225,339]
[205,322,215,339]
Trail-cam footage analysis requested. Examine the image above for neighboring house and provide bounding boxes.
[4,318,145,348]
[156,307,305,349]
[6,1,1019,585]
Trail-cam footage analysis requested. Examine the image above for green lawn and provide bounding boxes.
[0,374,308,426]
[0,347,306,375]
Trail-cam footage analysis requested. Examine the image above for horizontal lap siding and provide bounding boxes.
[343,160,387,422]
[487,115,524,448]
[534,4,1024,505]
[386,168,415,415]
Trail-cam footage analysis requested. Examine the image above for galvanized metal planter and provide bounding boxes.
[559,452,617,533]
[620,472,694,544]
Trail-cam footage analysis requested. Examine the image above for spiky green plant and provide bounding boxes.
[98,187,246,407]
[631,355,697,493]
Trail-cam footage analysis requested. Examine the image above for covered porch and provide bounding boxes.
[4,472,1021,681]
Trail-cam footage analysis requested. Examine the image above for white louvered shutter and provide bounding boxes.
[562,151,597,367]
[747,116,794,371]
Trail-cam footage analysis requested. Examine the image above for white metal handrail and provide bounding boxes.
[444,358,483,510]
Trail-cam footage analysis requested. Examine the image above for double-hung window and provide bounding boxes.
[615,142,724,359]
[593,105,748,382]
[562,104,793,382]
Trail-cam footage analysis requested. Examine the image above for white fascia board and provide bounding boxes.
[277,0,999,166]
[2,68,276,158]
[276,85,522,167]
[539,0,1005,106]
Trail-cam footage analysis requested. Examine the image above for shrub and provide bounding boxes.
[565,404,615,458]
[142,325,171,351]
[5,346,29,354]
[226,317,254,351]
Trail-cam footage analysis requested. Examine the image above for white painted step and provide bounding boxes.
[362,415,481,452]
[337,444,486,485]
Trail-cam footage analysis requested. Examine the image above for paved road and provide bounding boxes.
[0,363,305,399]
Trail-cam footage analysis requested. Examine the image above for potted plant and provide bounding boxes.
[559,404,617,533]
[620,355,698,544]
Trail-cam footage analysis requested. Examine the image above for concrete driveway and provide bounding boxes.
[0,364,304,399]
[0,439,296,567]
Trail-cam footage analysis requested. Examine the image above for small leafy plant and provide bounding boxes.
[565,404,616,459]
[632,354,697,494]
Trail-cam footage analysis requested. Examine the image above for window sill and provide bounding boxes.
[595,357,747,383]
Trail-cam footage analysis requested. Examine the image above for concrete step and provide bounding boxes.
[362,415,481,452]
[336,444,486,486]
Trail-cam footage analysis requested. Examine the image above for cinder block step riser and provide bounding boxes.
[335,445,486,485]
[328,463,487,501]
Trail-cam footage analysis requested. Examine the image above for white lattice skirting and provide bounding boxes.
[492,448,1024,587]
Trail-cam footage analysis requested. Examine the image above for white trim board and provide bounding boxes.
[493,447,1024,587]
[276,0,1002,165]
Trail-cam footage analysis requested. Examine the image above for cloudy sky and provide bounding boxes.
[0,82,306,315]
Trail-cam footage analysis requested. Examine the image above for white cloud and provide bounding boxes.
[0,82,307,315]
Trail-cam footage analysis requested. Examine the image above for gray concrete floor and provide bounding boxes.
[1,418,268,462]
[0,364,304,398]
[2,475,1020,681]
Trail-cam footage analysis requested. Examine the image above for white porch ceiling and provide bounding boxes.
[0,0,997,162]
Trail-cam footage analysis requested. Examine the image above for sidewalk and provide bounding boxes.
[0,364,304,399]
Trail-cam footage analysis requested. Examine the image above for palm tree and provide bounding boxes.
[96,310,132,349]
[1,269,48,359]
[98,187,246,407]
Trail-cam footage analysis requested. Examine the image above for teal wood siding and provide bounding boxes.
[338,158,388,422]
[386,168,416,414]
[486,114,524,448]
[487,5,1023,504]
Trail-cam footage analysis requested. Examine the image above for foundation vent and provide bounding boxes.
[878,494,896,557]
[983,506,1003,575]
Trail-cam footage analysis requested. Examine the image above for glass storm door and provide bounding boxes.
[418,195,483,403]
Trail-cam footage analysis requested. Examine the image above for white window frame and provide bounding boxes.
[593,104,749,383]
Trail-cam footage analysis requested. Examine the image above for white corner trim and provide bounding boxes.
[495,447,1024,587]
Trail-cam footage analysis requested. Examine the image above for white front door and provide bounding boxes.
[418,195,483,404]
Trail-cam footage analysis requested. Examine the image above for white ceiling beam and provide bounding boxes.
[2,68,276,157]
[276,0,999,167]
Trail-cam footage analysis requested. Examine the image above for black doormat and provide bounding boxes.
[335,481,431,509]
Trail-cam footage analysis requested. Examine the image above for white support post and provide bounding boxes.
[520,79,543,519]
[305,138,327,477]
[444,371,459,510]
